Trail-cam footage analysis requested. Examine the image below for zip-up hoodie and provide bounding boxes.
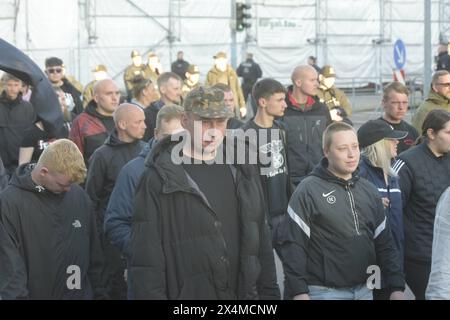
[85,129,145,230]
[0,164,107,299]
[69,100,115,164]
[282,86,332,186]
[276,158,405,298]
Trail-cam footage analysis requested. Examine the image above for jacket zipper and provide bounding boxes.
[345,184,361,235]
[188,189,229,253]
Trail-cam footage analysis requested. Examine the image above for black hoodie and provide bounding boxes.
[281,86,332,186]
[85,130,145,228]
[276,158,405,298]
[0,92,36,171]
[0,164,107,299]
[69,100,115,165]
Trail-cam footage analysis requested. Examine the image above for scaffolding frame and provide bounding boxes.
[2,0,448,87]
[439,0,450,43]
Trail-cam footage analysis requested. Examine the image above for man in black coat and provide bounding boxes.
[0,73,36,177]
[171,51,190,80]
[143,72,182,141]
[130,86,280,300]
[0,139,107,299]
[282,65,332,186]
[436,43,450,72]
[237,53,263,102]
[0,156,7,191]
[86,103,146,299]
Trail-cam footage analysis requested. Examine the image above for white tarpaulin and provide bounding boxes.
[0,0,444,89]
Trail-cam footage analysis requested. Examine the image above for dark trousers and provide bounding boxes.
[103,239,128,300]
[98,222,127,300]
[405,259,431,300]
[241,83,254,103]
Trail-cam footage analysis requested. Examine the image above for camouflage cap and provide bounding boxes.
[183,86,235,119]
[186,64,199,74]
[320,65,336,78]
[131,50,140,58]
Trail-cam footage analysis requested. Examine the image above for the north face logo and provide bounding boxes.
[72,220,82,228]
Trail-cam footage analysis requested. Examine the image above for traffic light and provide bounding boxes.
[236,2,252,32]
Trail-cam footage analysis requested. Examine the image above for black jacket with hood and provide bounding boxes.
[130,136,280,300]
[0,164,107,299]
[276,158,405,298]
[281,86,332,186]
[85,129,145,230]
[0,92,36,171]
[69,100,115,165]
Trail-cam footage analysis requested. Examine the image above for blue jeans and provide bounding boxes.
[308,284,373,300]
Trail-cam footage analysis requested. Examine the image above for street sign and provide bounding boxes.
[394,39,406,70]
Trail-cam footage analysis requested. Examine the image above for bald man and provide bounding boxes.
[70,79,121,164]
[281,65,332,186]
[85,103,146,300]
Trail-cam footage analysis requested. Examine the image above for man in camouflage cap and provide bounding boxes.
[184,85,234,119]
[182,86,234,157]
[130,85,280,299]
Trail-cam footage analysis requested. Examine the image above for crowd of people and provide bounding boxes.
[0,49,449,300]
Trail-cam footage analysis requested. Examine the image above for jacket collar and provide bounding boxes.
[286,85,315,111]
[426,89,450,105]
[311,157,360,187]
[421,141,449,160]
[146,134,250,194]
[0,91,23,107]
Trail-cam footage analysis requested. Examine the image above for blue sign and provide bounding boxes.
[394,39,406,70]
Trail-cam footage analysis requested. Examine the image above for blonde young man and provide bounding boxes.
[0,139,106,299]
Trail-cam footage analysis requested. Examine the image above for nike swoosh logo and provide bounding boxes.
[322,190,336,197]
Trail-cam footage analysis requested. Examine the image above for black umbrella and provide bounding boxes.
[0,38,64,137]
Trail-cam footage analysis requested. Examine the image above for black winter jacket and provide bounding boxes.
[281,87,332,186]
[0,164,107,299]
[393,142,450,263]
[85,130,145,229]
[130,136,280,300]
[0,92,36,171]
[0,156,8,191]
[276,158,405,298]
[143,100,165,141]
[69,100,115,165]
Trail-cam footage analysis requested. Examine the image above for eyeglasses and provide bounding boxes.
[47,68,63,74]
[436,82,450,88]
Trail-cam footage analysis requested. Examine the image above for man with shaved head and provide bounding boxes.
[85,103,146,300]
[282,65,332,186]
[70,79,121,165]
